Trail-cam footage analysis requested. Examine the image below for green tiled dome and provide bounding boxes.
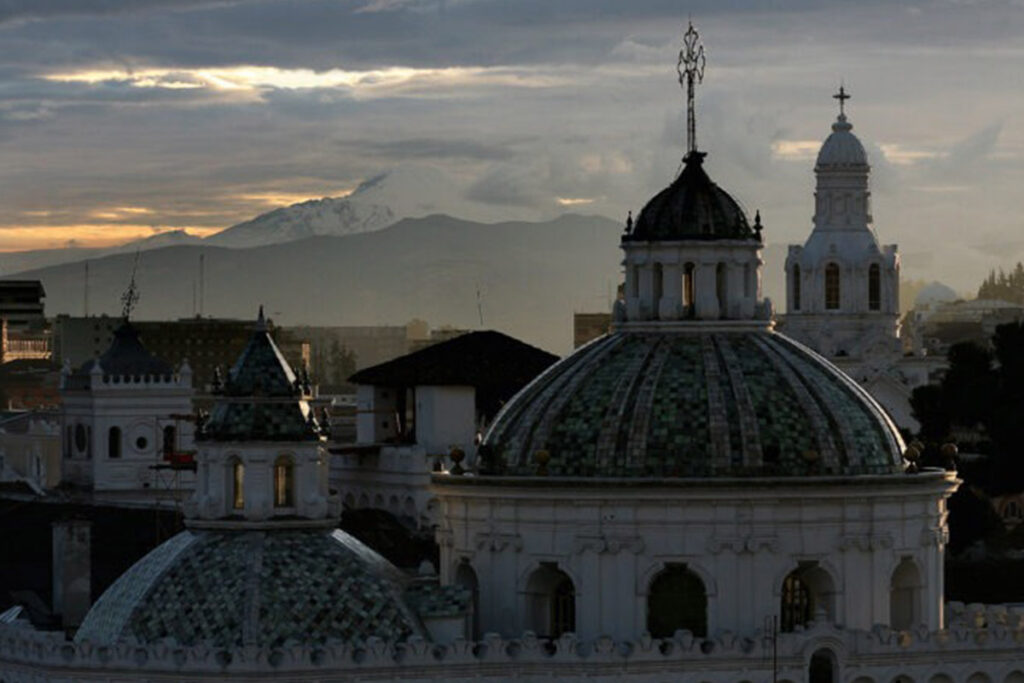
[75,529,427,648]
[481,331,904,478]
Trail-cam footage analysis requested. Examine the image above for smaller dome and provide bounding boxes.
[816,115,868,169]
[75,529,427,648]
[627,153,756,242]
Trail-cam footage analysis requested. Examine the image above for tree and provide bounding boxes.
[327,339,357,387]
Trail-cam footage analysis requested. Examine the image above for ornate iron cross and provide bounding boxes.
[120,250,140,320]
[833,84,850,117]
[677,21,706,155]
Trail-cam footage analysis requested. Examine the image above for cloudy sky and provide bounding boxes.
[0,0,1022,294]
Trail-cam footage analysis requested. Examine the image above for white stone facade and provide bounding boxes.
[59,361,195,492]
[433,472,955,642]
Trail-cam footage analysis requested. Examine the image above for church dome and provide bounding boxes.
[816,115,868,169]
[627,153,757,242]
[480,331,904,478]
[75,529,428,648]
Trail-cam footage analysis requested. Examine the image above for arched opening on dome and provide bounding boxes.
[825,263,840,310]
[890,557,923,630]
[525,563,575,639]
[793,264,802,311]
[455,559,480,640]
[107,426,121,459]
[716,262,728,318]
[683,263,696,316]
[162,424,176,459]
[229,457,244,510]
[652,263,664,320]
[781,562,836,632]
[646,563,707,638]
[808,647,838,683]
[869,263,881,311]
[273,455,295,508]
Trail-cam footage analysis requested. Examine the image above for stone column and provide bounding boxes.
[52,518,91,631]
[695,263,720,320]
[659,263,682,321]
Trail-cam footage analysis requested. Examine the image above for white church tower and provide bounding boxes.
[783,87,900,360]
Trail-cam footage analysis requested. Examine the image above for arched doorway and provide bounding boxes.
[646,564,707,637]
[781,563,836,631]
[808,648,837,683]
[525,563,575,638]
[890,557,923,630]
[455,560,480,640]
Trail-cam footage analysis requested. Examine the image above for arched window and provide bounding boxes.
[792,264,802,311]
[646,564,707,637]
[230,458,245,510]
[781,563,836,632]
[716,262,728,318]
[455,560,481,640]
[683,263,696,314]
[162,425,176,459]
[525,563,575,638]
[869,263,881,311]
[808,648,838,683]
[890,558,922,630]
[274,455,295,508]
[108,426,121,459]
[825,263,840,310]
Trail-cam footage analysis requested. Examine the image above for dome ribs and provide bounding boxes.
[700,335,732,474]
[591,336,661,476]
[521,335,623,473]
[750,335,842,473]
[622,338,671,475]
[714,335,764,471]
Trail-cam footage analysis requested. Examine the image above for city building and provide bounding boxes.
[59,321,196,495]
[0,410,61,491]
[54,314,309,392]
[573,311,612,348]
[334,330,557,526]
[0,280,46,332]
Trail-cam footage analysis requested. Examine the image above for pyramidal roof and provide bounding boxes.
[200,308,323,442]
[75,322,173,378]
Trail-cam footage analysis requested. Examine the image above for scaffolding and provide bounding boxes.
[150,413,197,544]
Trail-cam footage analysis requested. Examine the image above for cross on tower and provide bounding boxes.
[676,20,706,156]
[833,84,850,117]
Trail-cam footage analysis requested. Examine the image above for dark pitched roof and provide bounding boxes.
[75,323,173,378]
[349,330,558,389]
[626,152,757,242]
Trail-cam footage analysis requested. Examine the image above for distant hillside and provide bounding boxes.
[16,214,625,354]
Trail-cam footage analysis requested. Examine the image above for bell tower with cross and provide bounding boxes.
[782,85,901,385]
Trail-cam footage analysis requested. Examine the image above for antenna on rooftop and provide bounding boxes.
[121,250,141,321]
[199,253,205,317]
[84,261,90,317]
[476,285,484,328]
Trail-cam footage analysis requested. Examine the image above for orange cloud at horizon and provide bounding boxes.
[0,224,220,252]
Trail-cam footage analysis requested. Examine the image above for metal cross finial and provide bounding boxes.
[833,84,850,117]
[120,250,141,321]
[677,20,706,156]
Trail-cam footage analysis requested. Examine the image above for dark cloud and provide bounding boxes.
[0,0,240,25]
[340,137,516,161]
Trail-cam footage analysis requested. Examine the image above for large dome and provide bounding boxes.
[75,529,428,648]
[816,115,868,169]
[627,153,756,242]
[480,331,904,478]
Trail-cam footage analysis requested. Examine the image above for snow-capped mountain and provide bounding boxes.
[204,166,468,249]
[204,198,395,248]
